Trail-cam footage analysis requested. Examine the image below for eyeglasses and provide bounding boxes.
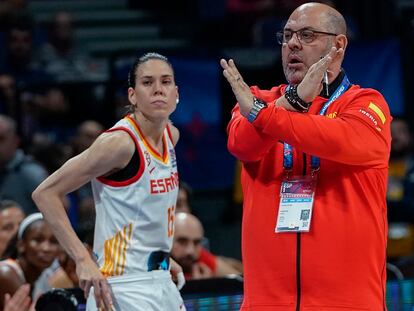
[276,28,337,45]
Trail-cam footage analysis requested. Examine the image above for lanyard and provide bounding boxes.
[283,75,351,172]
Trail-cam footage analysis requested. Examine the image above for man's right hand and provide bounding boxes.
[191,262,213,279]
[77,257,114,310]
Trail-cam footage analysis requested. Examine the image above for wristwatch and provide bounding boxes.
[247,97,268,123]
[284,85,312,112]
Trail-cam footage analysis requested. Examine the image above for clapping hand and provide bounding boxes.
[3,284,31,311]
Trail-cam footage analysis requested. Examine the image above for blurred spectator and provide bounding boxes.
[176,181,193,213]
[387,117,414,259]
[35,225,94,295]
[0,0,28,31]
[0,200,24,258]
[252,0,358,47]
[225,0,277,45]
[28,134,71,175]
[0,16,49,88]
[69,120,104,156]
[47,252,78,289]
[20,87,71,143]
[0,213,59,310]
[113,88,130,120]
[0,74,20,120]
[75,196,95,230]
[48,240,93,289]
[171,212,242,280]
[227,0,276,15]
[2,283,31,311]
[35,11,103,82]
[225,0,314,46]
[174,182,243,270]
[0,114,48,214]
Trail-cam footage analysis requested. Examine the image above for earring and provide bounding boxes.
[176,98,179,104]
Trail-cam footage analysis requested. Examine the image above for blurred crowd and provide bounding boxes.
[0,179,243,310]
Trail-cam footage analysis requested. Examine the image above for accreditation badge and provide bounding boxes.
[275,176,317,233]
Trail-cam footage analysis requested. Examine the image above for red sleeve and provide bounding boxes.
[227,86,391,167]
[198,248,217,273]
[254,87,391,167]
[227,86,282,163]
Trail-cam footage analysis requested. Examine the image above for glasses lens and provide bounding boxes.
[284,31,293,43]
[276,31,284,44]
[299,30,315,43]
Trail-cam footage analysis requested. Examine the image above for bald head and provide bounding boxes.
[175,212,204,236]
[291,2,347,35]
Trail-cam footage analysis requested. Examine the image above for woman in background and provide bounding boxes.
[0,213,59,310]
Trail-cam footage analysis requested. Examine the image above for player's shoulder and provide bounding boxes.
[0,262,21,281]
[99,129,133,144]
[91,129,136,157]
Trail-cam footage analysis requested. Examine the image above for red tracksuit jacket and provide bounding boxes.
[227,83,391,311]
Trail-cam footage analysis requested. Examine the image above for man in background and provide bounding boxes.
[172,212,242,280]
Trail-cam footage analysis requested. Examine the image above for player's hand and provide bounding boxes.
[297,46,343,103]
[220,59,254,117]
[191,262,213,279]
[77,256,114,310]
[170,257,185,290]
[3,284,31,311]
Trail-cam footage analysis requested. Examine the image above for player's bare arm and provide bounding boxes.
[32,130,135,310]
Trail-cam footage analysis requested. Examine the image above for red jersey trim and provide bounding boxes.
[125,115,169,164]
[166,124,174,144]
[97,127,145,187]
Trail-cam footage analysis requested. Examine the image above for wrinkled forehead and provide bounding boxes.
[175,224,203,239]
[285,8,327,31]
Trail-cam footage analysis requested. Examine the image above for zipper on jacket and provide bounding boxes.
[296,153,307,311]
[296,233,301,311]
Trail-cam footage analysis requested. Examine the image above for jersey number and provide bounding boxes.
[167,205,175,237]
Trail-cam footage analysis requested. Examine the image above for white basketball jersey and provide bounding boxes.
[91,115,179,277]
